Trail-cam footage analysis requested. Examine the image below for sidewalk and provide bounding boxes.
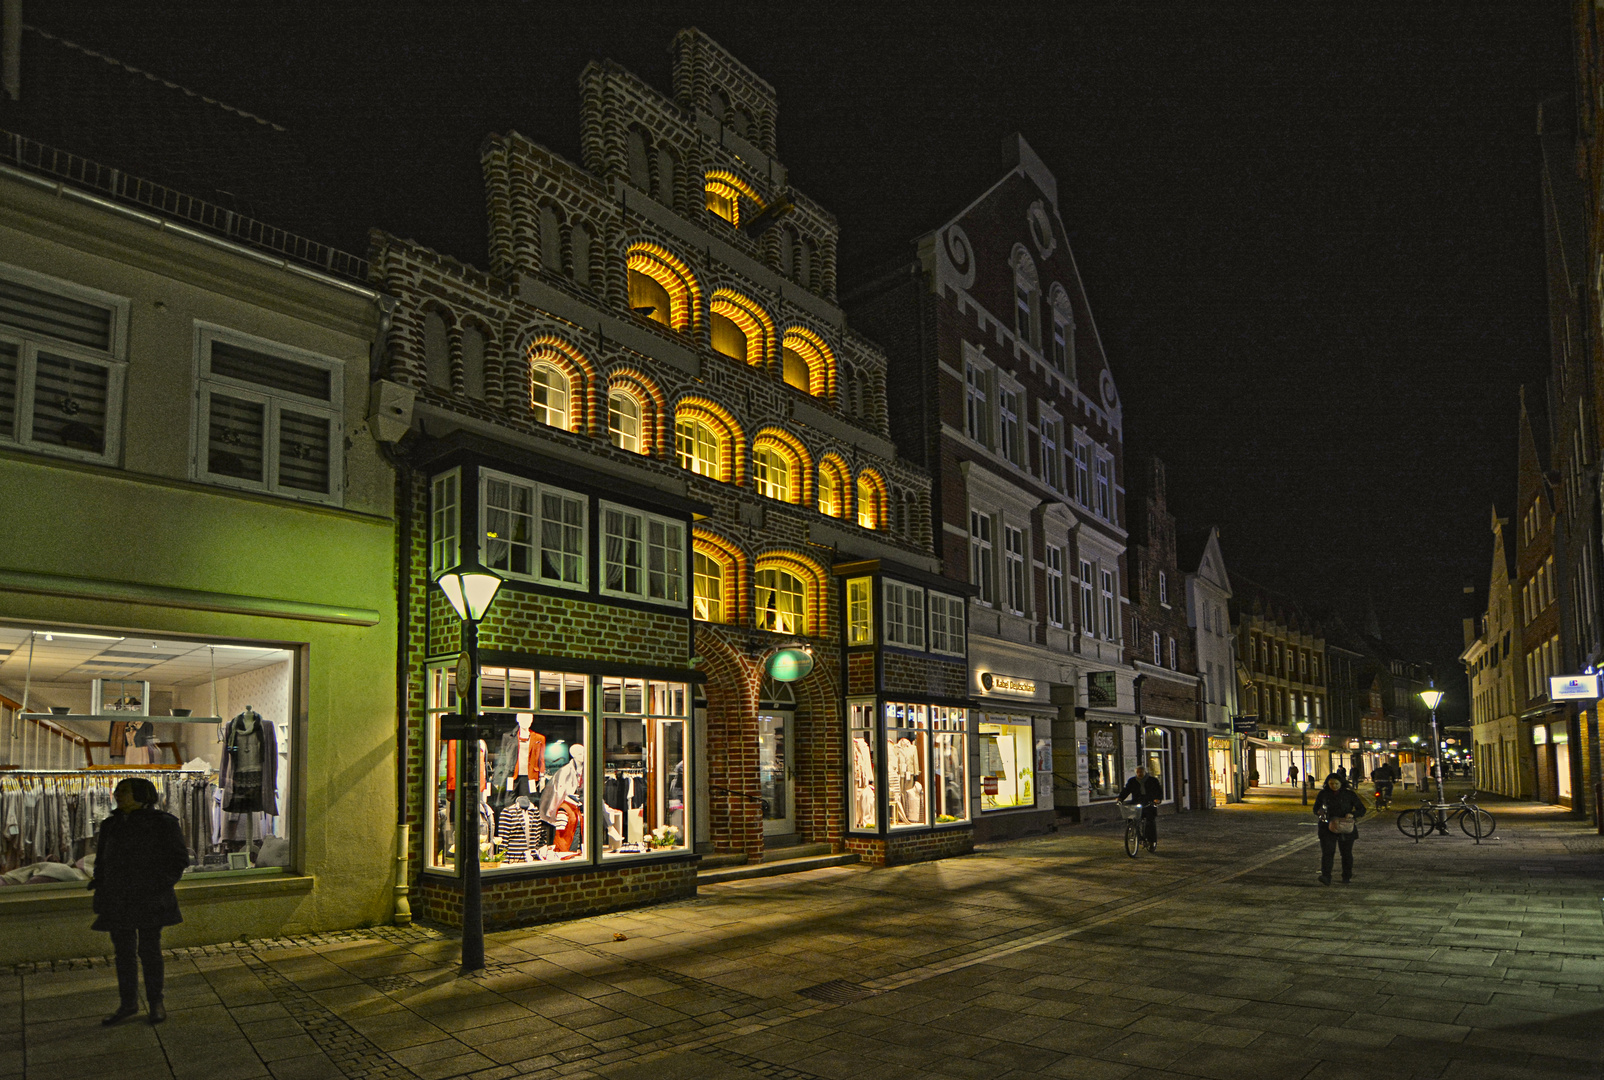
[3,797,1601,1080]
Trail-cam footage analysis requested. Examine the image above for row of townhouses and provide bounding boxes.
[0,23,1350,961]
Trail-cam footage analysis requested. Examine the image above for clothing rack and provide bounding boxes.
[1,767,210,775]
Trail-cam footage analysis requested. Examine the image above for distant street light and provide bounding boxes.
[1295,718,1312,805]
[1419,688,1446,805]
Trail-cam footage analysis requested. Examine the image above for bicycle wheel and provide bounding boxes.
[1459,808,1495,839]
[1397,809,1428,839]
[1125,820,1140,857]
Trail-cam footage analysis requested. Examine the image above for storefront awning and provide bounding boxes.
[1081,708,1140,725]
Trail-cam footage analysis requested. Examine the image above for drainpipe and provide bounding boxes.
[2,0,20,103]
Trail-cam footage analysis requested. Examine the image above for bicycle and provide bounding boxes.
[1396,790,1495,841]
[1118,801,1154,856]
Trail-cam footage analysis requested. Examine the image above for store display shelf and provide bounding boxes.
[21,713,223,724]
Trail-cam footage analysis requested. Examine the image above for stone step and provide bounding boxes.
[761,841,833,863]
[696,852,746,871]
[698,852,860,884]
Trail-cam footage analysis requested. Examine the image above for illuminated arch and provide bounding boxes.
[709,288,774,367]
[606,367,668,457]
[703,169,765,228]
[673,397,745,484]
[780,326,836,401]
[692,529,747,625]
[750,427,813,506]
[816,453,851,519]
[627,242,701,334]
[522,335,596,435]
[855,468,887,531]
[753,550,830,638]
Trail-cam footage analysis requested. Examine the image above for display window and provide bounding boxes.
[0,624,295,883]
[978,716,1034,811]
[600,677,688,857]
[1087,722,1121,799]
[1143,727,1173,802]
[886,702,930,829]
[930,706,969,824]
[849,700,877,830]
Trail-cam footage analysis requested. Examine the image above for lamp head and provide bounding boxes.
[436,568,503,623]
[1409,734,1420,745]
[1419,689,1444,711]
[1295,719,1310,733]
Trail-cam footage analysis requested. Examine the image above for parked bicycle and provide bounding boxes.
[1396,790,1495,841]
[1118,801,1154,856]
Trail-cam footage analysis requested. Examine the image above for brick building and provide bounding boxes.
[1462,509,1531,797]
[373,29,972,928]
[1231,583,1328,788]
[1125,458,1205,812]
[847,135,1141,832]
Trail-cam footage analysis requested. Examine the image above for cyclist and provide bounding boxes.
[1373,758,1396,809]
[1119,766,1164,851]
[1312,772,1366,885]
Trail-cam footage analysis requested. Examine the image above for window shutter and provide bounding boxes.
[277,407,332,493]
[207,393,266,481]
[0,277,113,351]
[210,340,332,401]
[0,340,17,440]
[33,350,109,454]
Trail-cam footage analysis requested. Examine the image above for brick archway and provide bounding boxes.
[696,627,764,860]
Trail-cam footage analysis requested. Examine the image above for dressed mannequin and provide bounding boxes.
[491,715,545,809]
[220,708,277,816]
[852,735,876,828]
[538,742,585,857]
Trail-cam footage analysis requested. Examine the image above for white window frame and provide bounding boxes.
[1101,568,1117,641]
[608,390,642,453]
[1094,453,1112,520]
[998,385,1022,466]
[964,358,992,447]
[192,323,344,505]
[1169,636,1178,670]
[929,591,966,656]
[481,468,587,590]
[970,509,995,607]
[754,565,808,635]
[1152,631,1161,665]
[753,444,793,502]
[600,500,686,607]
[1079,559,1096,636]
[430,468,461,576]
[1045,545,1065,628]
[530,362,569,429]
[1073,438,1091,506]
[1004,525,1027,615]
[1158,571,1168,606]
[693,550,724,622]
[1040,414,1063,491]
[675,417,723,479]
[847,577,874,645]
[884,579,926,650]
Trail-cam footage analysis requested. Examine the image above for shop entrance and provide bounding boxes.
[757,714,793,836]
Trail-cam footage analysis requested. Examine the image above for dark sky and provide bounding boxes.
[31,1,1575,719]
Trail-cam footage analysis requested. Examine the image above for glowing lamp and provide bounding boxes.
[1419,689,1444,711]
[436,569,503,623]
[765,646,814,683]
[1294,719,1310,734]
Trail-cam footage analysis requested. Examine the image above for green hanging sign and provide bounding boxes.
[765,646,814,682]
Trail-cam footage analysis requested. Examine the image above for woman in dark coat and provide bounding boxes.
[1312,772,1366,886]
[90,777,189,1025]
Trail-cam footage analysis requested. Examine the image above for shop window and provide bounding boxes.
[884,580,925,650]
[482,470,585,588]
[931,706,969,824]
[675,417,723,479]
[1046,546,1064,628]
[755,566,806,634]
[979,717,1035,811]
[753,445,793,502]
[1088,722,1121,799]
[847,577,874,645]
[430,469,460,576]
[195,327,341,504]
[970,511,995,607]
[886,701,930,830]
[427,666,590,873]
[608,391,642,453]
[529,364,569,430]
[601,678,689,858]
[928,591,965,656]
[0,269,127,467]
[601,502,685,606]
[849,700,877,830]
[1143,727,1172,803]
[692,551,725,623]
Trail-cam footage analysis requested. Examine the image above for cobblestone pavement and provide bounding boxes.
[4,784,1601,1080]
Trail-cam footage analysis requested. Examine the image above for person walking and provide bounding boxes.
[1287,762,1299,787]
[1119,766,1164,851]
[1312,772,1365,885]
[1335,764,1348,786]
[90,777,189,1025]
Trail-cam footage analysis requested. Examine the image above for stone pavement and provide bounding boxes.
[4,785,1601,1080]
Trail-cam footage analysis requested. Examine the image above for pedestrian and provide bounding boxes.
[1335,764,1348,788]
[1312,772,1365,885]
[1287,762,1299,787]
[90,777,189,1025]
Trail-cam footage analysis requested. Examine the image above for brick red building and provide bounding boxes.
[374,29,972,928]
[847,136,1143,833]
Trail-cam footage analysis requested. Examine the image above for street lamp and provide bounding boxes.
[435,564,503,975]
[1295,718,1311,805]
[1419,688,1446,805]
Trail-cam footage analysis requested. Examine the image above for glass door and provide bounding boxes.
[757,713,794,835]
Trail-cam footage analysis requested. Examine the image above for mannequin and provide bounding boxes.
[220,708,277,816]
[491,714,545,808]
[852,735,876,828]
[122,721,156,766]
[538,742,585,857]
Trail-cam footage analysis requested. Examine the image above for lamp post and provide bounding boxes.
[1295,718,1311,804]
[435,565,503,975]
[1419,688,1445,805]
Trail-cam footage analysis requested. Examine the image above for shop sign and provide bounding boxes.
[1232,715,1259,733]
[1093,728,1116,752]
[980,672,1037,696]
[1532,726,1548,745]
[1549,674,1599,700]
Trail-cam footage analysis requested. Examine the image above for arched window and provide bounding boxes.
[1011,245,1041,350]
[609,390,642,453]
[1047,284,1075,380]
[655,147,678,207]
[571,222,592,287]
[703,170,761,230]
[626,128,651,190]
[711,312,747,361]
[752,446,791,501]
[693,550,727,623]
[856,471,885,530]
[817,460,844,517]
[777,225,796,279]
[530,364,569,429]
[730,108,751,139]
[708,88,729,124]
[676,417,722,479]
[710,290,773,367]
[626,244,699,334]
[423,309,451,390]
[461,324,487,399]
[755,567,806,635]
[780,328,834,399]
[539,204,563,273]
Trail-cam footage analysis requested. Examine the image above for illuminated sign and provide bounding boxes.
[979,672,1037,696]
[765,647,814,682]
[1549,674,1599,700]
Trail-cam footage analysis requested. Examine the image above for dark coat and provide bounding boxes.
[1312,786,1367,837]
[1119,775,1163,805]
[89,808,189,931]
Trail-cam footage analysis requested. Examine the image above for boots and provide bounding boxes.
[102,1002,139,1026]
[147,999,167,1025]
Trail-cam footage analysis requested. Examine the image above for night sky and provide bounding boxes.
[30,2,1576,719]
